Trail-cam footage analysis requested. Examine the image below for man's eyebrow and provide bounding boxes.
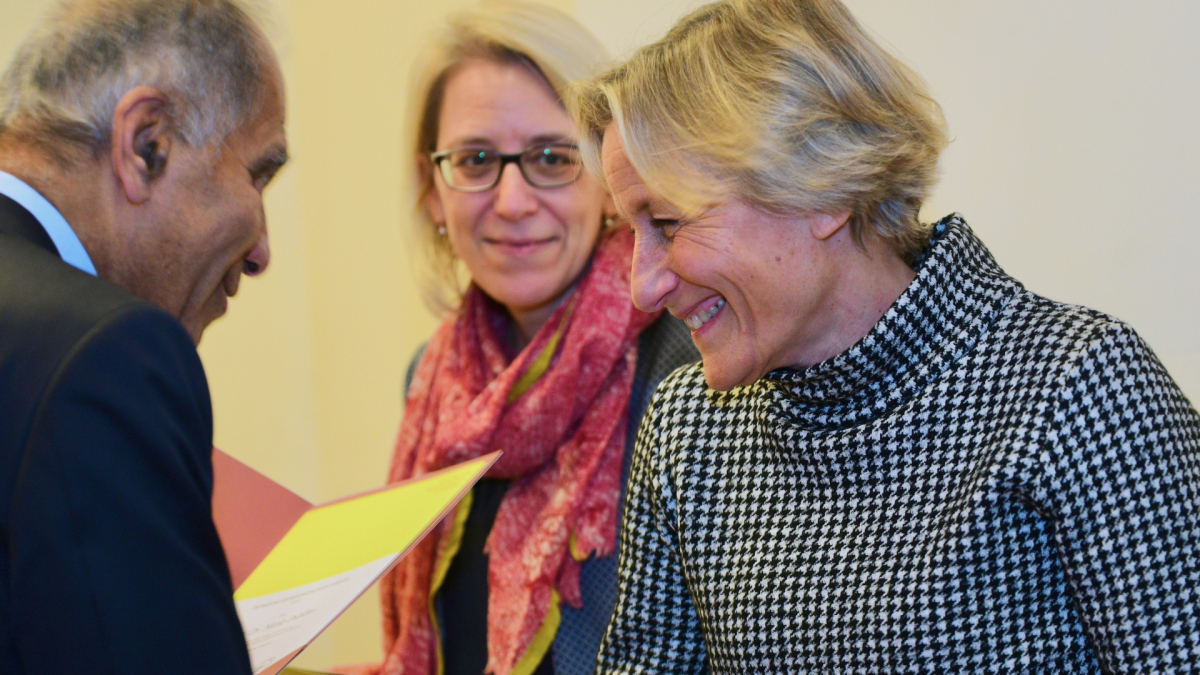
[250,145,289,178]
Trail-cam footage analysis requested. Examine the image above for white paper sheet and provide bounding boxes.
[235,553,399,674]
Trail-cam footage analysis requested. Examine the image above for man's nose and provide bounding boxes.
[630,229,677,313]
[243,233,270,276]
[493,163,538,220]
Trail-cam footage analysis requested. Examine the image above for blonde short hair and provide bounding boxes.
[568,0,948,263]
[406,2,609,314]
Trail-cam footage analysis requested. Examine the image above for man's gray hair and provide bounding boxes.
[0,0,269,157]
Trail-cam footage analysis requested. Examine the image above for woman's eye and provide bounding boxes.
[529,147,578,167]
[456,152,491,167]
[652,218,682,238]
[540,151,570,166]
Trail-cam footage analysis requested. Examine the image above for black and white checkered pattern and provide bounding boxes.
[555,313,700,675]
[597,216,1200,674]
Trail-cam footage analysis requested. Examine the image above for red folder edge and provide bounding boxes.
[211,448,501,674]
[212,448,313,589]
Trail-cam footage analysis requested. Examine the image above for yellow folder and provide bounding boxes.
[212,449,498,675]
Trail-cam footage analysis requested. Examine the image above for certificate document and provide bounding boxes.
[213,450,498,675]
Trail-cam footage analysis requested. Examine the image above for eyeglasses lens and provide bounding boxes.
[445,150,496,189]
[520,145,581,186]
[441,145,581,190]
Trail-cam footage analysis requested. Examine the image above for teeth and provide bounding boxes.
[686,298,726,330]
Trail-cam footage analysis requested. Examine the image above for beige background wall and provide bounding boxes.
[3,0,1198,669]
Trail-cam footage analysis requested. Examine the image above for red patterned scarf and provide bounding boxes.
[375,229,657,675]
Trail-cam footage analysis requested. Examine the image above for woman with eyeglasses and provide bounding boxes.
[351,5,698,675]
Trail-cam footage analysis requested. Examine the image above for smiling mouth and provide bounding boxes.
[484,236,556,248]
[685,298,726,330]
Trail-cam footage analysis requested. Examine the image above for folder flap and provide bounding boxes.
[234,451,499,601]
[212,448,313,589]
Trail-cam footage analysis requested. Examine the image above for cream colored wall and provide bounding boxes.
[3,0,1199,669]
[837,0,1200,406]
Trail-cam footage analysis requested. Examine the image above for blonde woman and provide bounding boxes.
[351,5,698,675]
[569,0,1200,672]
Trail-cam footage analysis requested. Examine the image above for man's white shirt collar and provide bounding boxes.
[0,170,97,276]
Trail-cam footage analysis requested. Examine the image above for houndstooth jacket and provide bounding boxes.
[597,216,1200,674]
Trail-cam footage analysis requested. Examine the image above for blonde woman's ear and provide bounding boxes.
[808,210,852,241]
[602,191,618,228]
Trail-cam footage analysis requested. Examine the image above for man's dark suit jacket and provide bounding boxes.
[0,194,252,673]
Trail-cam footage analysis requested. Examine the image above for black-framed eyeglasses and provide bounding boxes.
[430,143,582,192]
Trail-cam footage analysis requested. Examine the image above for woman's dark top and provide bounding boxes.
[404,313,699,675]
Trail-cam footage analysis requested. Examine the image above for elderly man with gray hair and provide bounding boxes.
[0,0,287,672]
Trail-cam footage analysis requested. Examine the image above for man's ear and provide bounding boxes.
[809,210,852,241]
[110,86,172,205]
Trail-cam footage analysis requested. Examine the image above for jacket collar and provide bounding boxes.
[0,192,59,256]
